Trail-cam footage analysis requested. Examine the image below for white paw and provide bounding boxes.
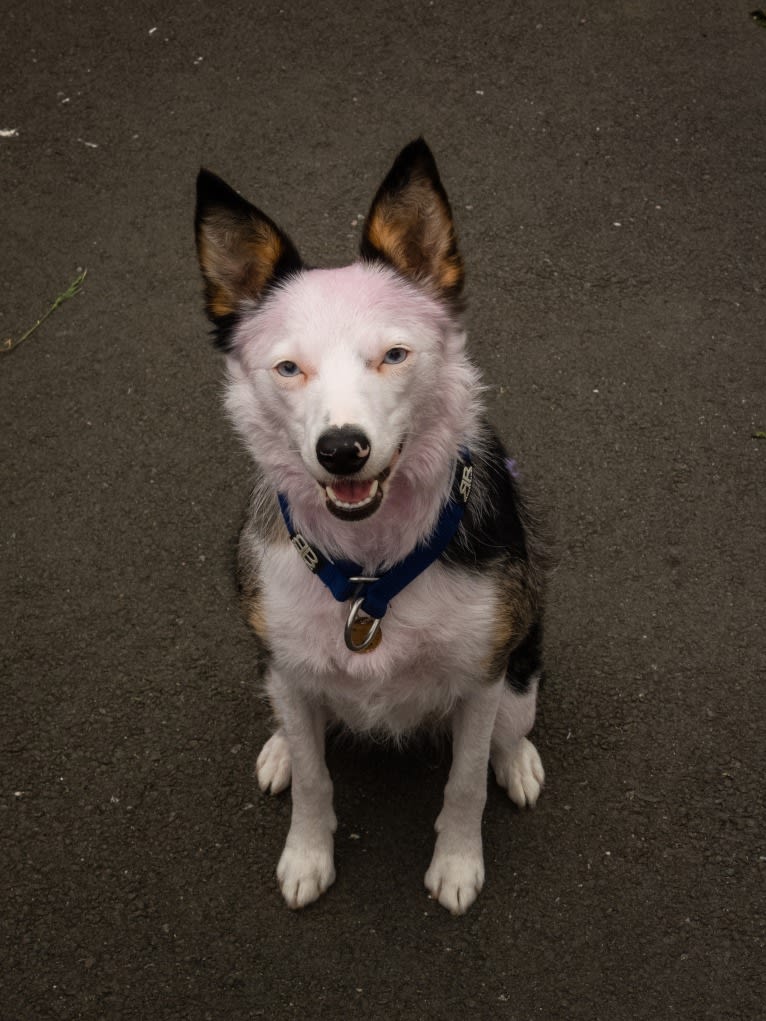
[277,837,335,909]
[255,731,292,794]
[491,736,544,808]
[425,844,485,915]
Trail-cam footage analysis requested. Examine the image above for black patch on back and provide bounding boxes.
[442,429,546,687]
[445,430,528,568]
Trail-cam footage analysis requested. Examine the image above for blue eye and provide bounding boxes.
[275,360,301,377]
[383,347,408,365]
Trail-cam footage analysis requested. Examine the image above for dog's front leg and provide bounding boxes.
[425,678,503,915]
[268,671,336,909]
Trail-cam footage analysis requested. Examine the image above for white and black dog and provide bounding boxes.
[194,139,548,914]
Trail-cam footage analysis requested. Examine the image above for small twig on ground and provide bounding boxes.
[2,269,88,354]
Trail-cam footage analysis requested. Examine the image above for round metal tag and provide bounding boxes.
[346,615,383,653]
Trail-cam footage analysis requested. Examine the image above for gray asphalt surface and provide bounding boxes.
[2,2,764,1018]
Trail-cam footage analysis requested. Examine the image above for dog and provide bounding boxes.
[194,139,548,915]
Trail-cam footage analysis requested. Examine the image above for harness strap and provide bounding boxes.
[277,451,473,622]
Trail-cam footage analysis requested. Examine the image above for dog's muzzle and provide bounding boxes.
[321,450,400,522]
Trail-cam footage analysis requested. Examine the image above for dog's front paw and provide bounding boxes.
[491,736,544,808]
[425,842,485,915]
[277,835,335,909]
[256,731,292,794]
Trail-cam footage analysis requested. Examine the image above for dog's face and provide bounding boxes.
[195,140,479,541]
[225,262,460,522]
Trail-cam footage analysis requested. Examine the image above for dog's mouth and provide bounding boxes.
[322,455,398,522]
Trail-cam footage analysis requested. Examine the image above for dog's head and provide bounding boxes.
[195,140,481,553]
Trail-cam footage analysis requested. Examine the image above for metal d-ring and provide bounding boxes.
[344,580,381,653]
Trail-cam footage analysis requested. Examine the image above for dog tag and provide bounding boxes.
[347,615,383,653]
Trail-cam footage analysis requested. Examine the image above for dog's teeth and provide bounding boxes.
[326,478,379,509]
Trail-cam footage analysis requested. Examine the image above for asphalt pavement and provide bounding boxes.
[2,2,764,1018]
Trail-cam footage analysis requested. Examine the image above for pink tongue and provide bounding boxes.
[330,479,373,504]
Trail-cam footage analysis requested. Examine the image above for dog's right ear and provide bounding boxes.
[360,139,464,311]
[195,169,303,340]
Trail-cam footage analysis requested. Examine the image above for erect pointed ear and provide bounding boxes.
[360,138,464,309]
[195,169,304,328]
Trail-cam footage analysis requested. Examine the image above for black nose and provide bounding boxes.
[316,426,371,476]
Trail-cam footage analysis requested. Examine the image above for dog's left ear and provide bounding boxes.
[360,138,464,310]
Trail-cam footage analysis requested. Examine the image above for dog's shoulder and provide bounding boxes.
[236,470,287,659]
[448,424,534,570]
[445,424,549,681]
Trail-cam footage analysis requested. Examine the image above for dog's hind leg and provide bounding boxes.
[490,673,544,809]
[489,619,545,807]
[255,729,292,795]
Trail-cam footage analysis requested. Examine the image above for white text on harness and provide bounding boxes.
[291,533,320,571]
[459,464,473,503]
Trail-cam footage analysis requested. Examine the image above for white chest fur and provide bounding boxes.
[260,546,499,735]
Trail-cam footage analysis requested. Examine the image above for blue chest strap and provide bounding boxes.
[277,451,473,622]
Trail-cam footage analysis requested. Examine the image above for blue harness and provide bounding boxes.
[277,452,474,651]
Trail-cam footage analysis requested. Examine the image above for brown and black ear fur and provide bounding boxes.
[360,138,464,312]
[195,169,304,350]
